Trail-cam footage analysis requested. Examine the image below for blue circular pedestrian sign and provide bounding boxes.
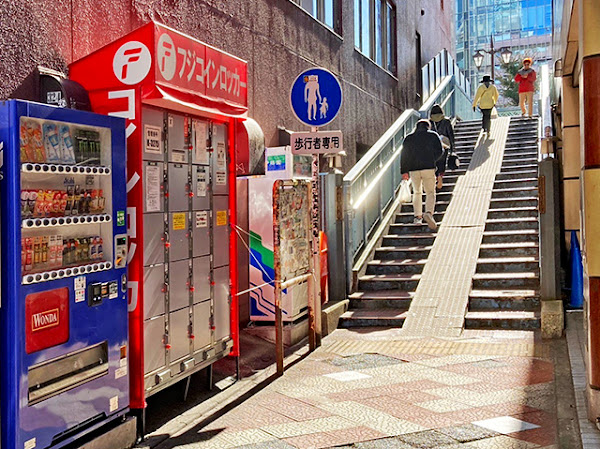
[289,67,343,128]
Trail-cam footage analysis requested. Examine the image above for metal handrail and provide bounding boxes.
[344,109,419,185]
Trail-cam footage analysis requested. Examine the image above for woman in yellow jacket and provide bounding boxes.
[472,75,499,135]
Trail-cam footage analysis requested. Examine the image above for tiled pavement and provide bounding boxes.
[146,328,581,449]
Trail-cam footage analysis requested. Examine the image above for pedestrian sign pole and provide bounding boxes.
[310,127,322,350]
[284,67,343,355]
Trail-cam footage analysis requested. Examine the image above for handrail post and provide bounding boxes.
[343,182,353,293]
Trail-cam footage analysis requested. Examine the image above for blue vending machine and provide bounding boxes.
[0,100,129,449]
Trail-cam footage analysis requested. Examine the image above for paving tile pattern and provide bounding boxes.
[402,118,510,337]
[149,329,569,449]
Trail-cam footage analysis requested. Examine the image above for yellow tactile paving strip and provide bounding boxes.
[401,118,511,337]
[321,337,552,359]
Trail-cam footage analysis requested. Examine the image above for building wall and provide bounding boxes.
[0,0,453,170]
[552,0,600,424]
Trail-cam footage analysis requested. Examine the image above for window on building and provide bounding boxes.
[292,0,341,33]
[354,0,397,73]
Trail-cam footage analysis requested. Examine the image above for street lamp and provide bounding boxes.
[473,35,512,81]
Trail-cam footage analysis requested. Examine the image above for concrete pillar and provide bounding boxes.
[578,0,600,422]
[539,157,564,338]
[320,171,346,302]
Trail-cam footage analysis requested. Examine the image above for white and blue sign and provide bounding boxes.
[289,67,342,128]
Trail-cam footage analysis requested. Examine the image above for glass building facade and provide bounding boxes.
[456,0,552,92]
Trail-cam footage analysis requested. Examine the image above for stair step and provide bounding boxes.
[482,229,538,244]
[338,309,409,327]
[491,187,537,198]
[389,223,440,234]
[501,163,539,172]
[485,217,538,232]
[489,197,538,209]
[382,234,436,247]
[358,273,421,291]
[479,242,539,258]
[469,290,540,312]
[477,256,539,273]
[503,151,538,160]
[374,246,433,260]
[487,207,538,219]
[472,272,539,289]
[502,158,539,167]
[470,288,539,298]
[495,170,538,181]
[395,212,445,224]
[349,290,414,309]
[401,201,450,213]
[464,311,541,330]
[367,258,428,275]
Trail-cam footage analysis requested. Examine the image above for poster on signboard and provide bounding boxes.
[277,182,310,280]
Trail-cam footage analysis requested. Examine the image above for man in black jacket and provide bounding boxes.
[400,119,443,230]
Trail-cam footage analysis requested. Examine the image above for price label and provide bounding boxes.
[144,125,162,154]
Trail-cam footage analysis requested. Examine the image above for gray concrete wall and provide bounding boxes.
[0,0,453,170]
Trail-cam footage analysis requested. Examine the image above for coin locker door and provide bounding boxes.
[193,256,211,304]
[144,316,166,374]
[212,195,229,268]
[144,213,165,266]
[192,165,210,210]
[142,107,165,162]
[213,265,230,341]
[212,124,228,195]
[193,300,212,352]
[168,212,190,262]
[169,308,190,363]
[193,211,210,257]
[168,114,189,164]
[144,265,165,320]
[168,163,189,212]
[143,161,164,214]
[169,259,190,312]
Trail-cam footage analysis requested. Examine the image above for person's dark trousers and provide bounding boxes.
[481,108,492,132]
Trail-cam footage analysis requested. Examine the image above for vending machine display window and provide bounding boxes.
[20,117,115,284]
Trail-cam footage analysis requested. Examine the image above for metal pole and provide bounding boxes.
[272,180,284,376]
[490,35,495,82]
[309,136,322,349]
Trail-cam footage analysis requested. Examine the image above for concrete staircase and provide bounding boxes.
[465,116,541,330]
[339,120,480,327]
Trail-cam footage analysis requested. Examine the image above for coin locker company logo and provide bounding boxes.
[31,308,59,332]
[157,33,177,81]
[113,41,152,85]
